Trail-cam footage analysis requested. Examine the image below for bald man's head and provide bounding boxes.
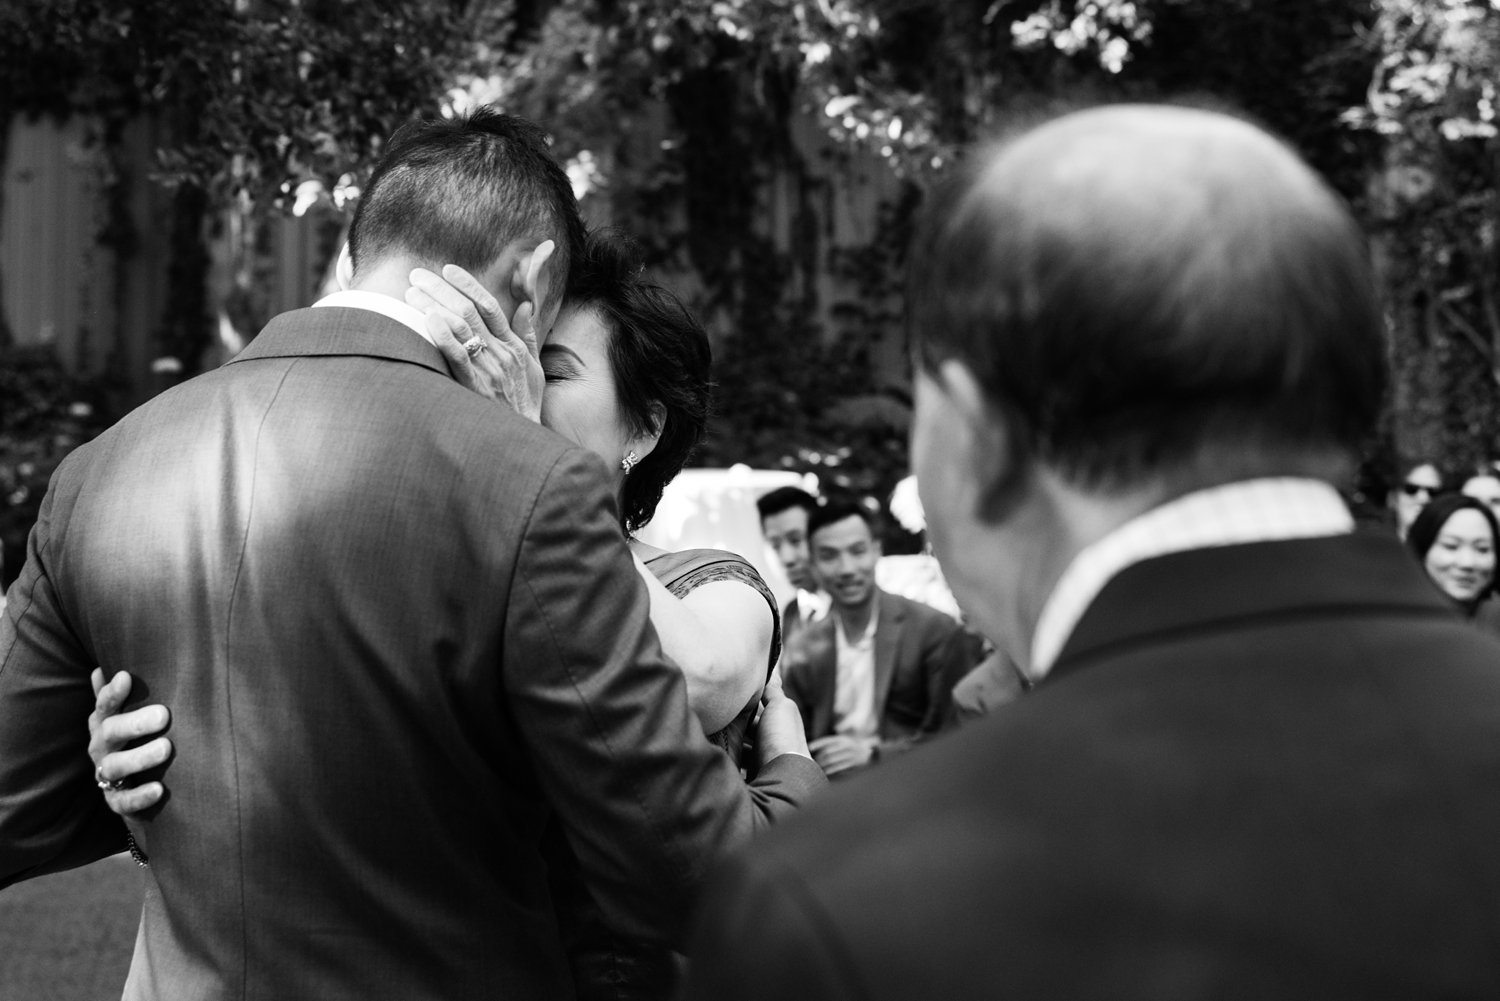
[909,105,1384,500]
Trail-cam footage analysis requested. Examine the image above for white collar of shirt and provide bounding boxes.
[1028,477,1354,680]
[834,599,879,648]
[313,289,434,347]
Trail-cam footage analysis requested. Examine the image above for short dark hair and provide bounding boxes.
[565,231,713,534]
[908,106,1386,509]
[808,500,875,543]
[349,108,585,306]
[1407,493,1500,599]
[758,486,818,523]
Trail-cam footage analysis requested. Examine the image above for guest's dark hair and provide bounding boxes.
[757,487,818,523]
[907,106,1386,514]
[349,108,585,309]
[1395,459,1447,491]
[807,500,876,542]
[566,232,713,533]
[1406,494,1500,592]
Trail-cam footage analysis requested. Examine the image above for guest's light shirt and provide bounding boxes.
[1029,477,1355,680]
[832,602,880,740]
[314,289,435,346]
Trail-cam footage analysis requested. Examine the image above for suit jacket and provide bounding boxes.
[0,307,825,1001]
[781,589,968,758]
[684,533,1500,999]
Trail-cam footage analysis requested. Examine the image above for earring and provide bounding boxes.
[621,450,639,473]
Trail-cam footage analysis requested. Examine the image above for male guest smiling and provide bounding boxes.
[780,500,969,777]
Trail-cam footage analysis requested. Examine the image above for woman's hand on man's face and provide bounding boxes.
[88,669,172,817]
[406,264,545,423]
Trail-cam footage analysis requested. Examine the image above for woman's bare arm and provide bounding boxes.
[632,559,774,734]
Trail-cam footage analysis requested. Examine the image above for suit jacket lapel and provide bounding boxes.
[798,616,840,739]
[871,590,904,730]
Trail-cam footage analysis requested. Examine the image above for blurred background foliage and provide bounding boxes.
[2,0,1500,565]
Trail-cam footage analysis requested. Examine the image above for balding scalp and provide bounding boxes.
[910,105,1384,497]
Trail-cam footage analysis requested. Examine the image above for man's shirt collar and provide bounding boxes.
[313,289,434,347]
[1029,477,1354,679]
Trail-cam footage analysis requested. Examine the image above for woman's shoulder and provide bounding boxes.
[643,547,765,592]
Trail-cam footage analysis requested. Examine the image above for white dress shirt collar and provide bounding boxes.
[1029,477,1354,679]
[313,289,434,347]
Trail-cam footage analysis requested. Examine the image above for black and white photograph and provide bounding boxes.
[1,0,1498,998]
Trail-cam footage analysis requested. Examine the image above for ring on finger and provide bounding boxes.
[95,766,128,792]
[461,336,487,358]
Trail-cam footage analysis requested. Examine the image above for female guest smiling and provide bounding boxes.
[1406,493,1500,631]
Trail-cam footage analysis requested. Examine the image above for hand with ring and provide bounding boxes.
[404,242,554,423]
[88,669,174,816]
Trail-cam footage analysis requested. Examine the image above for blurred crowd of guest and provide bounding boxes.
[750,453,1500,784]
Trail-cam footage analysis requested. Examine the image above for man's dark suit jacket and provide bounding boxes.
[780,589,968,760]
[685,533,1500,999]
[0,307,824,1001]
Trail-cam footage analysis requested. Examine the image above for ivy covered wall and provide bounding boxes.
[5,0,1500,551]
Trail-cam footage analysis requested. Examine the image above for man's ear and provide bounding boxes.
[508,239,557,319]
[335,242,354,291]
[935,360,1028,523]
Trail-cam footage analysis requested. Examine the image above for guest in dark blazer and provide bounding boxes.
[756,486,826,647]
[780,501,970,777]
[684,105,1500,999]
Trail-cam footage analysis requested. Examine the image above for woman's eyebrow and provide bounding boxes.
[540,344,586,367]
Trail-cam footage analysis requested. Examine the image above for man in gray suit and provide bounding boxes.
[0,110,823,1000]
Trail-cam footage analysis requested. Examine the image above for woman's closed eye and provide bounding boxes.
[540,345,584,382]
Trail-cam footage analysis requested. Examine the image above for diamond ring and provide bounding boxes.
[462,336,487,358]
[95,766,128,792]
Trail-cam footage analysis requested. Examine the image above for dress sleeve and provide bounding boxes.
[663,556,782,676]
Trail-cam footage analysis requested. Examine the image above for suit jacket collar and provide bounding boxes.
[871,589,906,724]
[228,307,454,380]
[1048,532,1453,683]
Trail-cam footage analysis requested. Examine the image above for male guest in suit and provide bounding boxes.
[0,109,823,1001]
[685,105,1500,998]
[781,501,969,777]
[756,486,827,645]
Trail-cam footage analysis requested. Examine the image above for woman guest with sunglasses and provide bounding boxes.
[1390,460,1444,540]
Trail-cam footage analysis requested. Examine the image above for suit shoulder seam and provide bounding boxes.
[222,358,298,1000]
[510,450,697,881]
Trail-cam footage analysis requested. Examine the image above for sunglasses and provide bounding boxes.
[1401,482,1436,498]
